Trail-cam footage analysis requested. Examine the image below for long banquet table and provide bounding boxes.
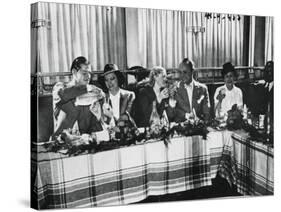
[31,130,274,209]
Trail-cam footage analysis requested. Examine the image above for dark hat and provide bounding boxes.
[103,63,120,76]
[100,64,125,88]
[222,62,235,77]
[128,66,145,71]
[127,66,150,81]
[70,56,89,72]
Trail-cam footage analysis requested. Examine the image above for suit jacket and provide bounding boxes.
[104,88,135,122]
[134,85,169,127]
[52,82,103,137]
[169,80,211,122]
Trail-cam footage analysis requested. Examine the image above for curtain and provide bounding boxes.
[125,8,244,69]
[265,17,274,62]
[248,16,274,67]
[30,4,38,76]
[31,3,272,75]
[204,13,244,67]
[31,2,127,80]
[248,16,256,67]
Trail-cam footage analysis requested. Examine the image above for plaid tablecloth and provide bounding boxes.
[206,130,234,179]
[210,130,274,196]
[31,136,211,209]
[231,132,274,195]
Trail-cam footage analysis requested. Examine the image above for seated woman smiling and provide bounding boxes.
[134,66,174,127]
[101,64,136,127]
[214,62,243,119]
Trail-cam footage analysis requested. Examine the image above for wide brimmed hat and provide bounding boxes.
[103,64,121,76]
[98,64,125,89]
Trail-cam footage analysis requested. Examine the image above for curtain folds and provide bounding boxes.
[265,17,274,62]
[31,2,273,77]
[248,16,256,67]
[31,2,127,76]
[125,9,245,68]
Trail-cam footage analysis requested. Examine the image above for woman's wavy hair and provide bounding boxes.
[149,66,166,86]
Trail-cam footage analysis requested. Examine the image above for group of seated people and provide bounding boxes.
[51,56,273,137]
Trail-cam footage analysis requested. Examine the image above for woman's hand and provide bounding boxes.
[159,88,169,102]
[168,84,177,98]
[216,89,226,102]
[102,102,113,119]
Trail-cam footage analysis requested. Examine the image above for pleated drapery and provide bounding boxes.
[125,9,244,68]
[31,2,273,78]
[265,16,274,62]
[31,2,127,77]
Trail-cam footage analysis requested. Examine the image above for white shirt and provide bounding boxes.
[184,81,194,108]
[109,89,121,120]
[214,85,243,116]
[265,82,273,92]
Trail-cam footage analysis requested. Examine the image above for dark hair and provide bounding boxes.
[104,71,125,85]
[98,64,125,91]
[98,73,126,92]
[222,62,236,77]
[103,63,119,74]
[128,66,144,71]
[179,58,195,71]
[70,56,90,72]
[265,61,273,71]
[128,66,150,82]
[264,60,274,82]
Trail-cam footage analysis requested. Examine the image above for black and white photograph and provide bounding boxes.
[30,1,274,210]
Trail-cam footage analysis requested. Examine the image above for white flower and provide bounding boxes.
[197,95,205,104]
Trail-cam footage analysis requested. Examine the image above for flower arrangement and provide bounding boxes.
[44,118,209,157]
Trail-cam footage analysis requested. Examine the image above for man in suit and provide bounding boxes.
[52,56,104,138]
[247,61,273,115]
[247,61,273,135]
[168,58,211,123]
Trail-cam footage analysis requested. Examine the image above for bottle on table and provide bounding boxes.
[247,111,253,125]
[161,110,170,130]
[149,101,161,135]
[265,102,271,142]
[259,114,265,130]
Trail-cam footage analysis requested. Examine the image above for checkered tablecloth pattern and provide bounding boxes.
[32,136,211,209]
[31,131,274,209]
[207,130,235,180]
[209,130,274,196]
[231,132,274,195]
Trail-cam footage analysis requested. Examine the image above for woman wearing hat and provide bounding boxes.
[214,62,243,118]
[101,64,136,126]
